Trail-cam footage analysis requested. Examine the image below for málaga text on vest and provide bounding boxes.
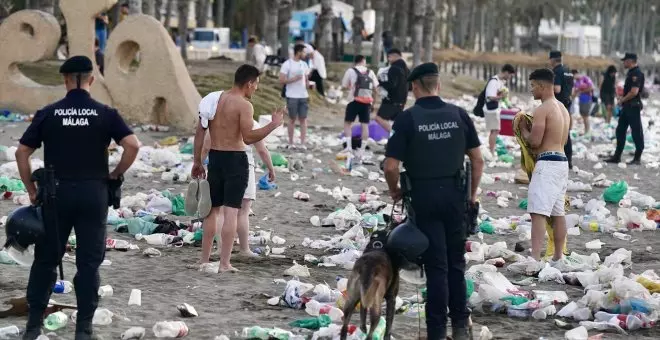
[418,121,459,140]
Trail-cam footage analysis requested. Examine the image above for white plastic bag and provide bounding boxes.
[538,266,565,284]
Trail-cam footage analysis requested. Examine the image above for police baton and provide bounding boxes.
[32,167,64,280]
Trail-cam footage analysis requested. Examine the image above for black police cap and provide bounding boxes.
[59,55,94,74]
[621,52,637,61]
[549,51,562,59]
[407,62,439,82]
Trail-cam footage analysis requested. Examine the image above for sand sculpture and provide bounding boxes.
[0,0,201,131]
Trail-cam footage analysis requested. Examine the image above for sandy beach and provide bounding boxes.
[1,108,659,340]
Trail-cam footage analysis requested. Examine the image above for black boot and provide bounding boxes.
[22,328,42,340]
[604,156,621,164]
[627,158,641,165]
[450,327,472,340]
[75,323,102,340]
[22,313,43,340]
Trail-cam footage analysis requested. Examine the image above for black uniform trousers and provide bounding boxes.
[614,105,644,159]
[562,101,573,168]
[26,180,108,331]
[310,69,325,97]
[410,179,469,340]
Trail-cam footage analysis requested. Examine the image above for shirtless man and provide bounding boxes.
[522,68,570,262]
[192,65,284,272]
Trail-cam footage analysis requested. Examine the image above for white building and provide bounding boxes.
[515,19,602,57]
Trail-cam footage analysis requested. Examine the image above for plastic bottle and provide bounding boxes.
[580,216,601,232]
[153,321,189,338]
[128,289,142,306]
[121,327,147,340]
[53,280,74,294]
[507,308,531,318]
[44,311,68,330]
[98,285,114,297]
[612,232,632,241]
[531,305,557,320]
[241,326,270,340]
[0,325,20,338]
[98,308,115,325]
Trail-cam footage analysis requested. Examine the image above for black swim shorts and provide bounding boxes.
[377,102,404,121]
[207,150,249,209]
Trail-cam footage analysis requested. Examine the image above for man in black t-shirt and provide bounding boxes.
[383,63,484,340]
[605,53,645,165]
[15,56,139,340]
[549,51,574,169]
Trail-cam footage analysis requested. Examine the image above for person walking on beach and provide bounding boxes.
[599,65,617,124]
[483,64,516,155]
[280,44,310,149]
[521,68,570,262]
[375,49,409,132]
[605,53,645,165]
[197,91,277,262]
[571,69,594,135]
[192,65,284,272]
[549,51,574,169]
[340,55,379,157]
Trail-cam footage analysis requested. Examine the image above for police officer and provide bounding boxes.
[605,53,645,165]
[14,56,140,340]
[383,63,484,340]
[549,51,575,169]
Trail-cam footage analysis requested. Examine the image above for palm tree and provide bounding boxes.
[423,0,436,62]
[154,0,163,20]
[411,0,426,66]
[195,0,208,27]
[265,0,279,50]
[129,0,143,15]
[178,0,191,60]
[351,0,365,56]
[213,0,224,27]
[145,0,156,16]
[370,0,384,67]
[318,0,333,58]
[164,0,174,29]
[394,0,410,49]
[278,0,292,59]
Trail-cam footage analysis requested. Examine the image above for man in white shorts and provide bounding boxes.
[198,91,276,262]
[522,68,570,262]
[483,64,515,155]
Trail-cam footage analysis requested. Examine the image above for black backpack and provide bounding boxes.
[473,77,497,117]
[352,67,374,104]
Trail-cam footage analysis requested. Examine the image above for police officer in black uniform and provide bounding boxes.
[605,53,645,165]
[549,51,575,169]
[14,56,140,340]
[383,63,484,340]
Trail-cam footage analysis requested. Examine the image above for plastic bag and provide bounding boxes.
[169,194,186,216]
[603,181,628,203]
[538,266,565,284]
[270,152,289,167]
[289,315,331,330]
[0,176,26,192]
[518,199,528,210]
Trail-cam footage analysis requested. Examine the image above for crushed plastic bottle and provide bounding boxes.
[53,280,74,294]
[98,285,114,297]
[153,321,189,338]
[44,311,68,331]
[121,327,147,340]
[0,325,20,338]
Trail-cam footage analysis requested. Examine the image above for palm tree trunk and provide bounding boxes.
[155,0,163,20]
[371,0,384,67]
[213,0,224,27]
[178,0,191,60]
[278,0,292,59]
[129,0,143,14]
[164,0,174,29]
[411,0,426,66]
[395,0,409,49]
[145,0,156,17]
[422,0,436,62]
[265,0,279,50]
[318,0,333,58]
[351,0,364,56]
[225,0,236,31]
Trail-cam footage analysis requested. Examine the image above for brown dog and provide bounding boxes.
[340,230,400,340]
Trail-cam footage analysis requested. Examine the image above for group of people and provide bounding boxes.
[9,38,650,340]
[340,48,410,157]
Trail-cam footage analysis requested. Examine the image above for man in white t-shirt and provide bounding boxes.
[483,64,515,154]
[308,45,327,97]
[199,93,277,261]
[341,54,378,155]
[280,44,310,148]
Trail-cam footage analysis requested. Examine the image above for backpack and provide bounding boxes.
[353,67,374,104]
[473,77,497,117]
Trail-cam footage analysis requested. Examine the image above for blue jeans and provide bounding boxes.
[95,28,107,52]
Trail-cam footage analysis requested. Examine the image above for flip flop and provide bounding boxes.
[184,180,200,216]
[197,179,212,218]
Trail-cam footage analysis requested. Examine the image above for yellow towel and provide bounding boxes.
[513,112,569,258]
